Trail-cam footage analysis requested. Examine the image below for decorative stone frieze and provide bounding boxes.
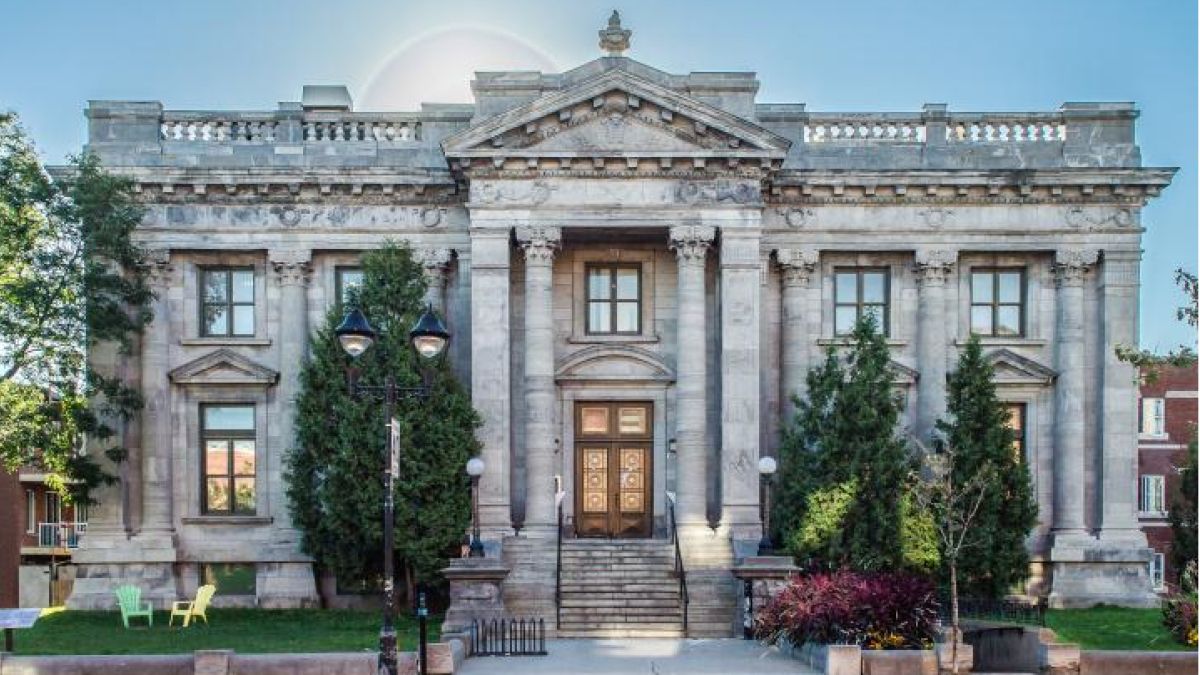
[668,225,716,267]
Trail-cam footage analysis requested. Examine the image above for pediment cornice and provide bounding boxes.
[985,348,1058,386]
[169,348,279,387]
[443,68,790,173]
[554,344,675,384]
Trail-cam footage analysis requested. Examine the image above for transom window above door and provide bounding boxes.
[586,264,641,335]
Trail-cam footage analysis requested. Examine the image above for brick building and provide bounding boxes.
[1137,364,1198,591]
[0,468,87,608]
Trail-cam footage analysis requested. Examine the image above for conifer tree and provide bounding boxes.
[835,314,915,571]
[1169,433,1197,583]
[936,335,1037,597]
[286,243,480,598]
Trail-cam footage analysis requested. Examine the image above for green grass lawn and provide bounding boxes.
[12,608,440,655]
[1046,606,1192,652]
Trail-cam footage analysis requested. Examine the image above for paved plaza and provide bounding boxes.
[457,638,814,674]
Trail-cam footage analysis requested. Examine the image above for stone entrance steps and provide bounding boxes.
[557,539,685,638]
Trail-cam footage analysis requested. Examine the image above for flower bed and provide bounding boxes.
[754,570,938,649]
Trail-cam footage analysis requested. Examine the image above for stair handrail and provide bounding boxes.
[554,488,566,630]
[667,491,689,633]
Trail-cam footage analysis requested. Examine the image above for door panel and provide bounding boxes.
[574,402,652,538]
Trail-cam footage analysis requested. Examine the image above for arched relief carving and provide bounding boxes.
[554,345,675,384]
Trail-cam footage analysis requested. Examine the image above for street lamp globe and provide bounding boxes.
[409,305,450,359]
[466,457,485,477]
[335,307,377,358]
[757,456,777,476]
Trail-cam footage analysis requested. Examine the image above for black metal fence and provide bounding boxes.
[940,596,1046,627]
[469,618,548,656]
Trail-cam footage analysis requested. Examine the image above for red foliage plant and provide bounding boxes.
[754,571,939,649]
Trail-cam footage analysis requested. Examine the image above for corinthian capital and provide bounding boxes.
[1053,248,1100,287]
[515,226,562,264]
[269,249,312,287]
[669,225,716,266]
[775,248,820,286]
[914,249,957,285]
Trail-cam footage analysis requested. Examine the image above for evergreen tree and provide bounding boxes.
[1169,432,1198,583]
[835,314,915,571]
[286,243,480,597]
[935,335,1038,597]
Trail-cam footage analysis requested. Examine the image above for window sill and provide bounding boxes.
[1137,511,1168,520]
[567,334,660,345]
[954,337,1047,348]
[180,338,272,347]
[1138,433,1170,441]
[182,516,273,525]
[817,337,908,347]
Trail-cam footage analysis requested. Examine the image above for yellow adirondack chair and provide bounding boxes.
[169,584,216,627]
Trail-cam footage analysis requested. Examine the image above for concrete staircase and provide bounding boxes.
[556,539,685,638]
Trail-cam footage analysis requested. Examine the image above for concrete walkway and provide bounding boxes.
[456,638,817,674]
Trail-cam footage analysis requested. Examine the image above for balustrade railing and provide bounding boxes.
[37,522,87,549]
[804,115,926,143]
[946,113,1065,143]
[160,112,423,143]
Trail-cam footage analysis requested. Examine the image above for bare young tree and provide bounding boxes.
[911,435,995,675]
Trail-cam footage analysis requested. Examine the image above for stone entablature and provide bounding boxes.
[68,18,1176,618]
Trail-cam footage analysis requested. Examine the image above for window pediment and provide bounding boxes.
[555,345,674,384]
[985,348,1057,387]
[169,349,278,387]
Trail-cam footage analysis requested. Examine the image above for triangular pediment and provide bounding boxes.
[443,68,790,161]
[555,345,675,384]
[986,348,1057,386]
[169,349,279,387]
[889,359,919,386]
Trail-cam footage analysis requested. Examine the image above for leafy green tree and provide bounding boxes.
[0,112,151,502]
[286,242,480,600]
[935,335,1037,597]
[1116,269,1197,382]
[1169,432,1198,583]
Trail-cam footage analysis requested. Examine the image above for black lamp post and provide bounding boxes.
[757,456,777,556]
[465,457,485,558]
[336,303,450,675]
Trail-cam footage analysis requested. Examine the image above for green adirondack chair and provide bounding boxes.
[114,585,153,628]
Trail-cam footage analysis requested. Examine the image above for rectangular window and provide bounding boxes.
[834,268,889,336]
[586,264,641,335]
[1150,552,1165,591]
[75,500,88,524]
[200,563,256,595]
[1141,474,1166,513]
[1005,403,1027,462]
[1141,398,1166,436]
[201,404,256,515]
[970,269,1024,337]
[45,492,61,524]
[200,267,255,337]
[335,266,364,311]
[25,490,35,534]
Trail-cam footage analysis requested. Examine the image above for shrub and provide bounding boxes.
[755,571,939,649]
[1163,561,1198,646]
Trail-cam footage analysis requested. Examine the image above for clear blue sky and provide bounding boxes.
[1,0,1194,350]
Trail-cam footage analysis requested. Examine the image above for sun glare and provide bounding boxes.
[360,27,559,111]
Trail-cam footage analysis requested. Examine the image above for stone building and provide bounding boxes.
[67,15,1175,627]
[1137,364,1197,592]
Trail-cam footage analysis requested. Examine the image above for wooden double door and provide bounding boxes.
[574,402,653,538]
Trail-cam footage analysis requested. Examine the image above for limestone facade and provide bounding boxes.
[66,23,1175,617]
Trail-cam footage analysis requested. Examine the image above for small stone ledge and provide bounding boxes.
[566,333,660,345]
[954,337,1047,348]
[179,337,272,347]
[817,337,909,348]
[181,516,274,526]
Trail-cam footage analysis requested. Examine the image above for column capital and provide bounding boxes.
[416,247,454,273]
[914,248,957,285]
[669,225,716,266]
[1053,248,1100,287]
[775,248,819,286]
[515,226,562,263]
[270,249,312,287]
[139,249,177,289]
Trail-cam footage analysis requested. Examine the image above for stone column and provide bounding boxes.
[914,249,956,441]
[669,225,716,527]
[470,228,514,532]
[1051,248,1098,541]
[776,248,819,422]
[417,247,454,315]
[515,226,561,533]
[720,229,763,538]
[1097,250,1147,543]
[137,249,177,542]
[269,249,311,531]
